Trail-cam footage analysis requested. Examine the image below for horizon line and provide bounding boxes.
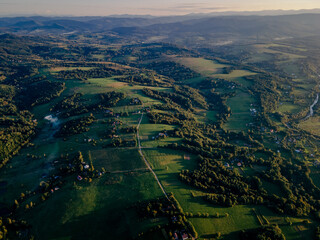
[1,8,320,18]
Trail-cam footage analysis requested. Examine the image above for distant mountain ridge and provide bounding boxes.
[112,14,320,44]
[1,13,320,45]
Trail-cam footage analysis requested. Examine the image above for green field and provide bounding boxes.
[139,122,181,147]
[299,116,320,136]
[22,172,164,239]
[194,110,219,123]
[254,44,305,60]
[224,90,255,132]
[278,102,303,114]
[175,57,228,76]
[245,52,273,63]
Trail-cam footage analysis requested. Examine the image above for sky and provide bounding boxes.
[0,0,320,16]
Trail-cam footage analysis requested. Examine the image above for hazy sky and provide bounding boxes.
[1,0,320,16]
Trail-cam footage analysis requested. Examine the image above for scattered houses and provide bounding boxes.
[182,232,189,240]
[152,131,169,140]
[130,98,142,105]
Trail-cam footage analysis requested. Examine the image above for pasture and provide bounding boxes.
[253,44,306,60]
[278,102,303,114]
[174,57,228,76]
[50,67,95,73]
[23,171,164,240]
[299,116,320,136]
[224,90,255,132]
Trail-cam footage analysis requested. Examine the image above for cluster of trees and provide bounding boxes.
[144,61,200,82]
[222,66,236,74]
[38,151,105,203]
[120,126,136,133]
[136,197,177,219]
[143,85,210,112]
[240,225,285,240]
[169,121,256,161]
[180,156,262,207]
[173,85,208,109]
[109,137,137,147]
[143,88,193,110]
[119,74,166,86]
[0,47,46,170]
[51,93,89,118]
[72,151,103,179]
[177,149,318,216]
[247,73,280,113]
[102,118,137,147]
[184,211,227,218]
[147,111,192,126]
[0,217,32,240]
[56,67,128,81]
[130,97,142,105]
[134,194,198,239]
[22,74,47,85]
[55,114,95,137]
[21,80,65,107]
[205,89,232,123]
[0,109,36,168]
[99,91,125,108]
[51,91,126,118]
[316,226,320,240]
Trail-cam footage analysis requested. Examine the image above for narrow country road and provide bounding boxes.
[136,113,169,200]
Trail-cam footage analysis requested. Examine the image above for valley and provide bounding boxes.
[1,14,320,240]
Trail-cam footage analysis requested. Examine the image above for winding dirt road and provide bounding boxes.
[136,113,169,200]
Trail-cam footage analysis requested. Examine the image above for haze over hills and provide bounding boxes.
[113,14,320,44]
[2,13,320,46]
[3,8,320,18]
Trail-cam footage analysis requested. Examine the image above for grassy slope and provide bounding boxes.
[24,172,164,239]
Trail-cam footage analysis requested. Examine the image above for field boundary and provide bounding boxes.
[137,113,169,200]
